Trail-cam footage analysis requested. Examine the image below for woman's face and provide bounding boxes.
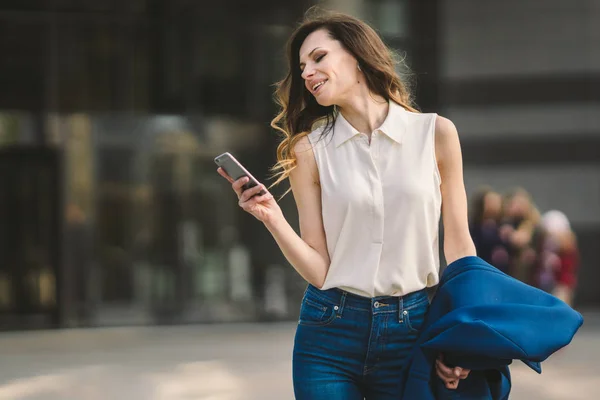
[484,192,502,218]
[299,28,361,107]
[506,193,530,218]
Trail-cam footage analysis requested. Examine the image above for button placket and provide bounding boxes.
[368,132,378,161]
[370,144,384,244]
[373,129,385,161]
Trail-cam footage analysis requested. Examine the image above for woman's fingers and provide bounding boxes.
[217,168,234,183]
[435,358,470,391]
[239,184,269,204]
[216,168,251,198]
[435,359,456,381]
[241,192,273,212]
[253,191,274,203]
[445,380,458,389]
[231,177,250,197]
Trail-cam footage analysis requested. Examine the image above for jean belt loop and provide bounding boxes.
[338,290,347,316]
[398,295,405,323]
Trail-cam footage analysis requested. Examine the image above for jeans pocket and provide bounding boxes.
[404,300,428,334]
[298,296,338,327]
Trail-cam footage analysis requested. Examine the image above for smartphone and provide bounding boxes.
[214,152,266,196]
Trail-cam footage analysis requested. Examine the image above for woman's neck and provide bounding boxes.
[337,93,389,135]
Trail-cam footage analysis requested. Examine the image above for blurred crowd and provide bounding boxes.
[469,187,579,306]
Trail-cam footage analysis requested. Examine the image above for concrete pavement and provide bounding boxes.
[0,312,598,399]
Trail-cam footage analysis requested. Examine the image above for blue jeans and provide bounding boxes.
[293,284,430,400]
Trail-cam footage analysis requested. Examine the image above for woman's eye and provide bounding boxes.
[315,54,325,62]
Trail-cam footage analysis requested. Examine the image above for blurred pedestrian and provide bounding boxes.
[468,186,510,273]
[498,188,543,285]
[539,210,579,306]
[218,8,474,398]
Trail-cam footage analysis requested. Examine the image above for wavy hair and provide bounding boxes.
[269,7,418,195]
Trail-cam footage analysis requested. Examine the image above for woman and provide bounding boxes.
[468,186,510,273]
[539,210,579,306]
[498,188,543,285]
[217,9,475,399]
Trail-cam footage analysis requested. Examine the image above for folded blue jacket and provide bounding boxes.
[403,256,583,400]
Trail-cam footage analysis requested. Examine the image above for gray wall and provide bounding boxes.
[441,0,599,79]
[440,0,600,305]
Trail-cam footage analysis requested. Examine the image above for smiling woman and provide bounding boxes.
[269,10,417,190]
[216,6,477,399]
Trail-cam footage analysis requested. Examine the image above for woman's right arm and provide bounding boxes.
[218,135,330,288]
[263,136,330,288]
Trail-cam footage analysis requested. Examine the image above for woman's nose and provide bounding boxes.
[301,66,314,80]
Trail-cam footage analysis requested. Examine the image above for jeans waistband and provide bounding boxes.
[304,284,429,313]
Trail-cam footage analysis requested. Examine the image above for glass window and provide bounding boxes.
[56,23,151,113]
[0,20,44,111]
[367,0,409,38]
[0,1,48,11]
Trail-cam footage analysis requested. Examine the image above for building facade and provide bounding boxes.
[0,0,597,330]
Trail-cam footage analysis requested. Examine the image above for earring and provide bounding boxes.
[357,64,362,71]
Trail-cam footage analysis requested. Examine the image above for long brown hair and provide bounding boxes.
[469,185,497,226]
[269,7,418,194]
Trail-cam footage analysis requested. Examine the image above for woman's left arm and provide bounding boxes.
[434,115,476,389]
[435,115,477,264]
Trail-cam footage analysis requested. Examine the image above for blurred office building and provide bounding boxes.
[0,0,598,330]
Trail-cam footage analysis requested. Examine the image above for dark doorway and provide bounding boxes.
[0,147,61,330]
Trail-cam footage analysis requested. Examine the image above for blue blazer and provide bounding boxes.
[403,256,583,400]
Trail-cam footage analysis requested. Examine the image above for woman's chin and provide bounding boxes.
[315,95,334,107]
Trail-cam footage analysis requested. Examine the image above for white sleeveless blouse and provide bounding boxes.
[307,101,442,297]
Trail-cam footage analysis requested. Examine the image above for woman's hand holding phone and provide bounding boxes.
[217,168,283,224]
